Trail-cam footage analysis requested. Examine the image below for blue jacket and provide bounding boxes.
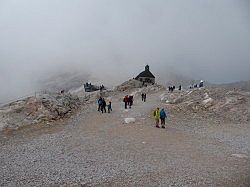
[160,110,167,119]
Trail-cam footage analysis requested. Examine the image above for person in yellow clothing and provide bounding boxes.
[153,107,160,128]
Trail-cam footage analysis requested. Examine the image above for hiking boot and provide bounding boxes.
[156,125,160,128]
[162,126,165,129]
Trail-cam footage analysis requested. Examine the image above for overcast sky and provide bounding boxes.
[0,0,250,102]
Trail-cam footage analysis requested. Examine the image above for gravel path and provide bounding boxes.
[0,90,249,186]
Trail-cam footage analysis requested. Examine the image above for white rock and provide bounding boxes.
[204,93,209,99]
[124,118,136,124]
[202,98,213,104]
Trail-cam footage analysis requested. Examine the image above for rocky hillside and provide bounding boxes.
[1,78,249,132]
[0,93,81,131]
[160,88,250,123]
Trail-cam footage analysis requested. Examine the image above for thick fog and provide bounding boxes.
[0,0,250,103]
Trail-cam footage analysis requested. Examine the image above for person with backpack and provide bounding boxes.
[128,95,133,108]
[123,95,129,109]
[160,108,167,128]
[107,101,112,113]
[143,93,146,102]
[141,93,144,101]
[153,107,160,128]
[97,97,103,112]
[101,98,107,113]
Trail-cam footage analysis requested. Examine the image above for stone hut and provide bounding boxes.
[135,65,155,85]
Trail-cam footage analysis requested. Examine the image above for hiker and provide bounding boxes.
[101,98,106,113]
[97,97,103,112]
[141,93,144,101]
[128,95,133,108]
[123,95,129,109]
[160,108,167,128]
[153,107,160,128]
[143,93,146,102]
[179,85,182,91]
[199,80,204,88]
[107,101,112,113]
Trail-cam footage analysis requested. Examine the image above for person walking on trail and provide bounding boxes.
[143,93,146,102]
[160,108,167,128]
[128,95,133,108]
[101,98,107,113]
[153,107,160,128]
[97,97,103,112]
[141,93,145,102]
[107,101,112,113]
[123,95,129,109]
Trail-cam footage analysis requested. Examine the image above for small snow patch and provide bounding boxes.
[232,154,249,158]
[124,118,136,124]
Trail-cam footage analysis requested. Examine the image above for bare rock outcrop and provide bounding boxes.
[161,88,250,123]
[0,93,81,130]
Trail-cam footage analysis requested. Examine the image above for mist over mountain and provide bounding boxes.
[0,0,250,103]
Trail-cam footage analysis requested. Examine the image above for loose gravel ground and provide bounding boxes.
[0,90,249,186]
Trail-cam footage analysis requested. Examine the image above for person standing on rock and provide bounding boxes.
[98,97,103,112]
[160,108,167,128]
[101,98,107,113]
[153,107,160,128]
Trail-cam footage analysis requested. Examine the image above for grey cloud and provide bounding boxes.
[0,0,249,102]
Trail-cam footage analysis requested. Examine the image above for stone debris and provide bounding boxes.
[116,79,143,91]
[0,92,81,131]
[161,88,250,123]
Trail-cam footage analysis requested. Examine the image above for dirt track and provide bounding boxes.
[0,90,249,186]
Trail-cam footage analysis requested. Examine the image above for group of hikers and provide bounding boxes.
[97,92,169,129]
[190,80,204,89]
[97,97,112,113]
[153,107,167,128]
[169,80,204,92]
[168,85,182,92]
[100,85,105,91]
[123,95,134,109]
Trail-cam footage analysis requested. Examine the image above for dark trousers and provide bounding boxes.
[108,107,112,113]
[160,118,165,125]
[98,104,101,111]
[101,106,106,113]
